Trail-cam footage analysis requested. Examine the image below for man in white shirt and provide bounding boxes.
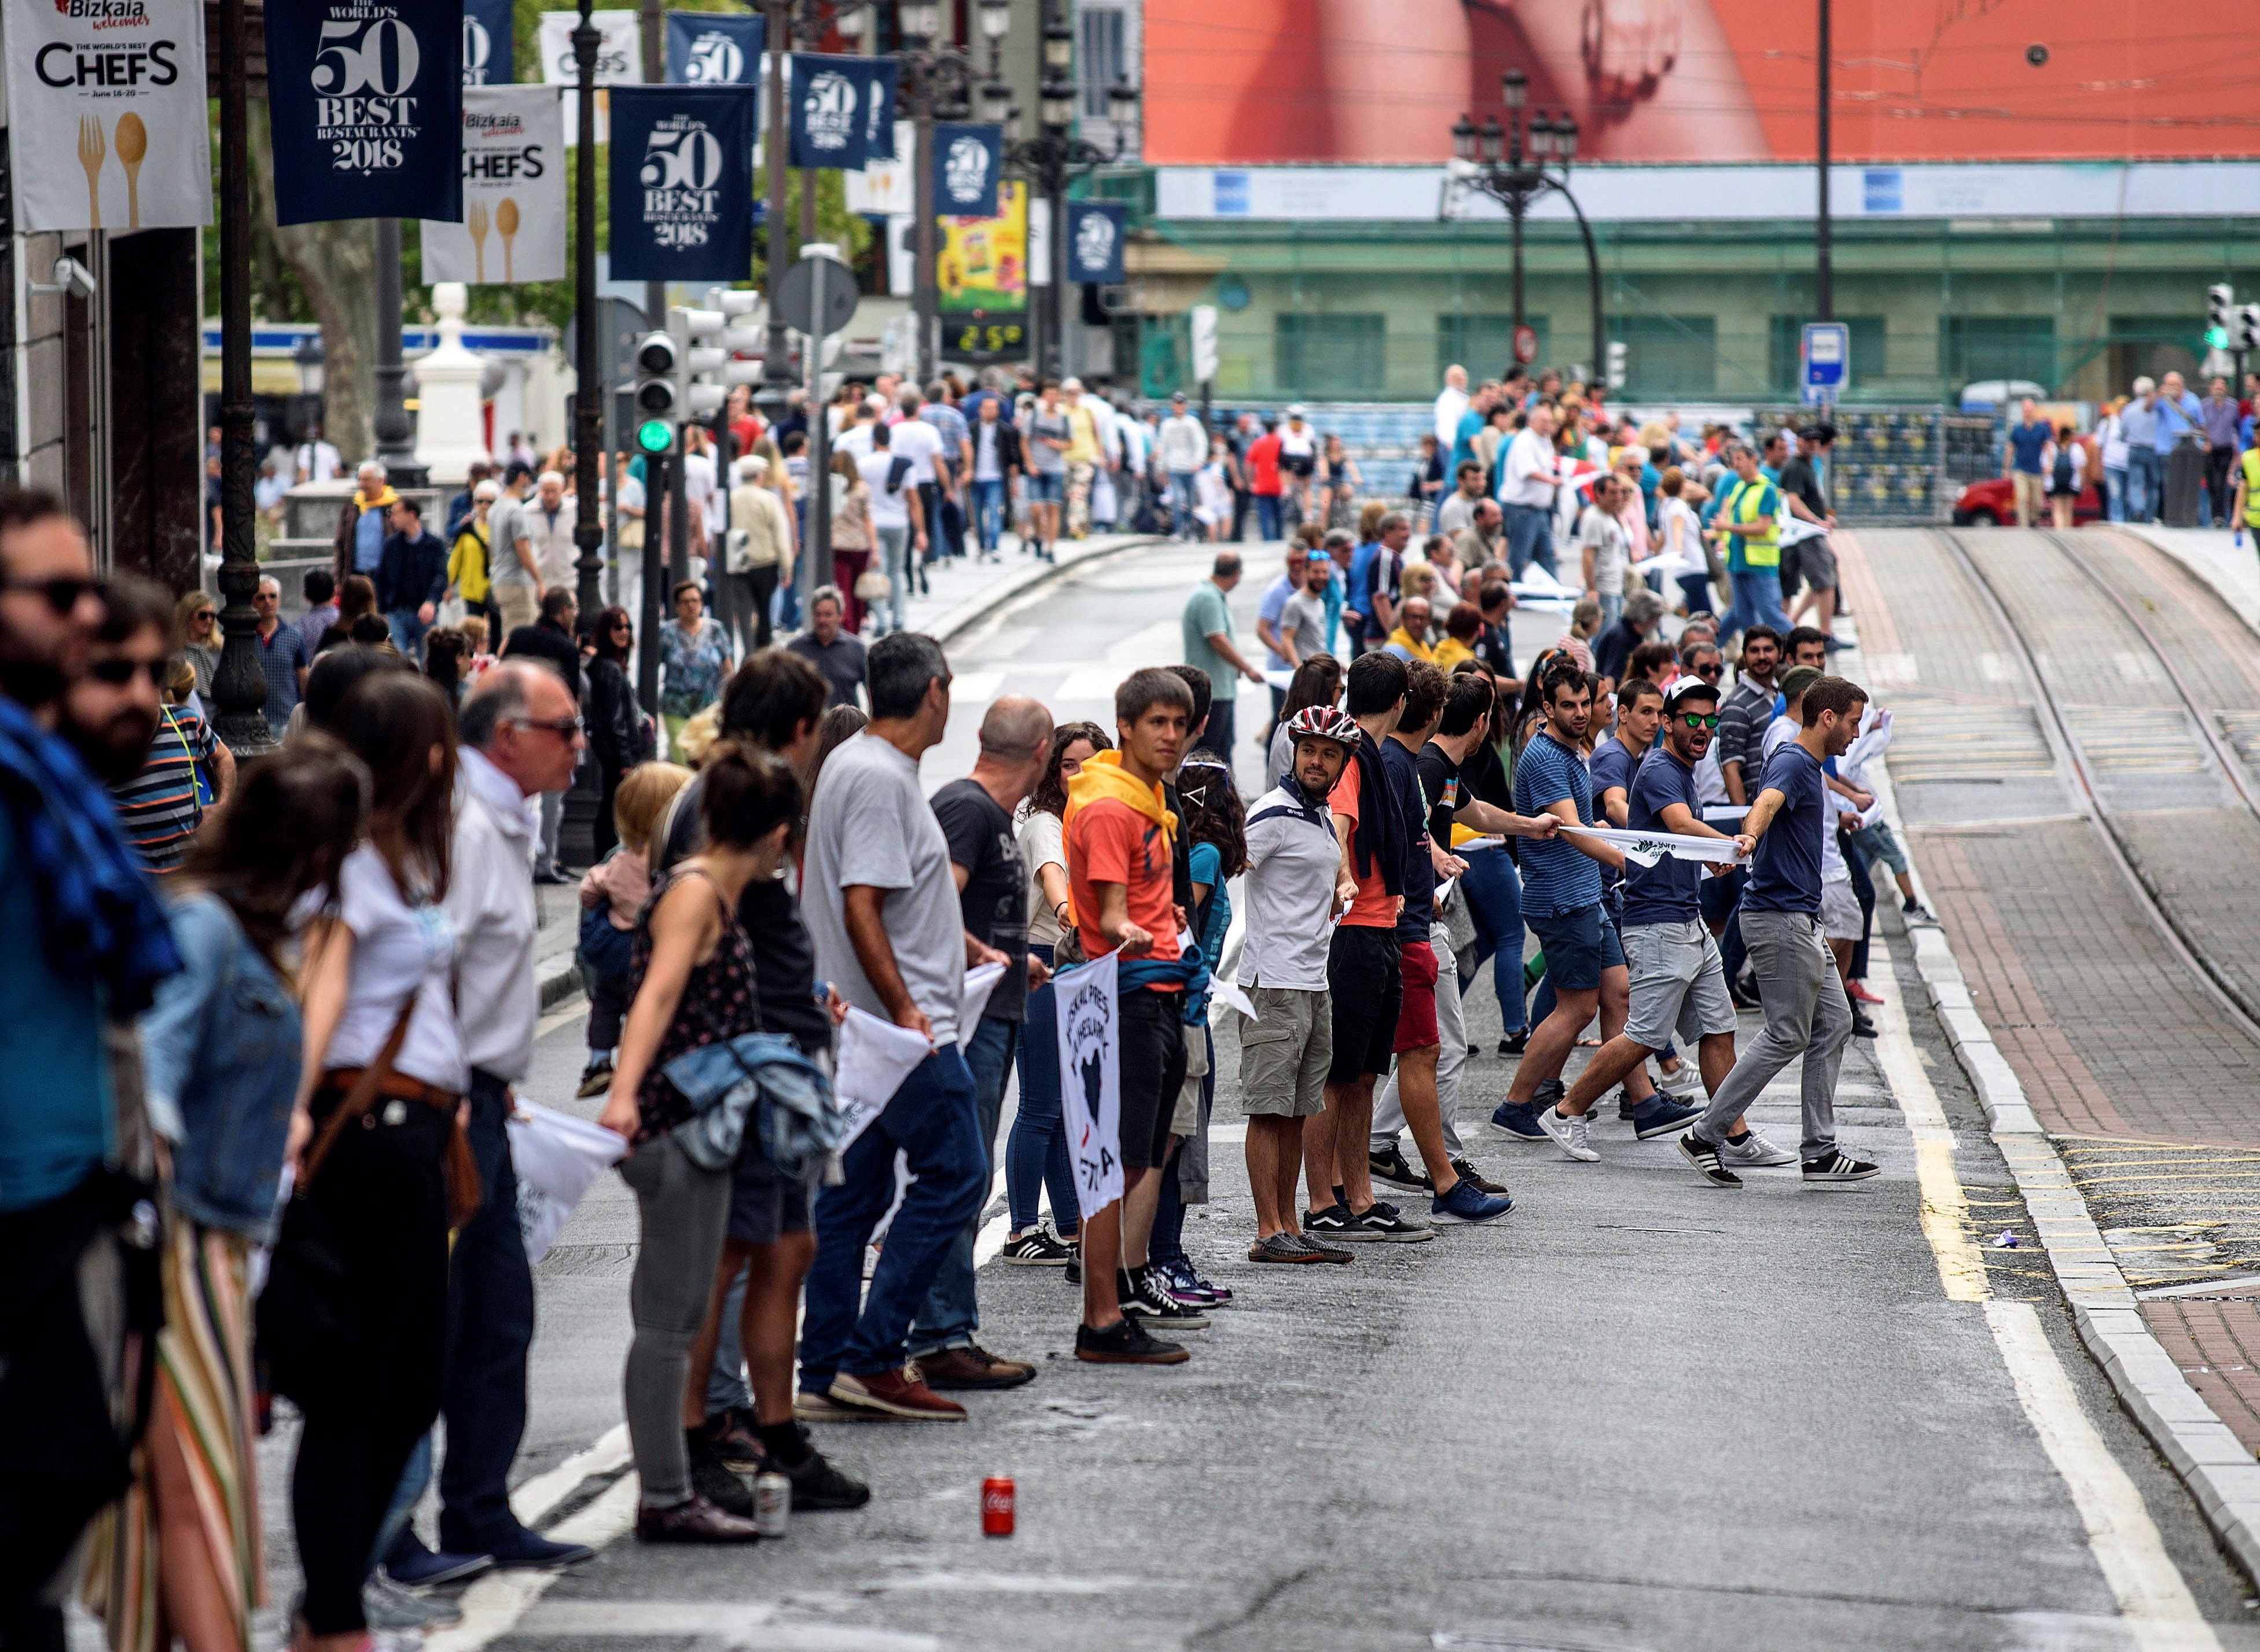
[1157,391,1209,540]
[413,661,596,1571]
[1434,364,1470,449]
[526,470,579,594]
[1499,403,1563,580]
[295,428,343,483]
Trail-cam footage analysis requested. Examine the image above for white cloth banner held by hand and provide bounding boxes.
[1561,823,1744,869]
[1053,951,1124,1220]
[506,1102,629,1264]
[833,1006,931,1151]
[960,960,1007,1029]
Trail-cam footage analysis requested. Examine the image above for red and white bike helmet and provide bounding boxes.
[1285,704,1361,750]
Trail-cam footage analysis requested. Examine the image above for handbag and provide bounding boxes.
[255,1003,411,1407]
[854,566,892,602]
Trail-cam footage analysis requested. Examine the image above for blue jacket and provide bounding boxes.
[138,892,302,1241]
[377,528,450,615]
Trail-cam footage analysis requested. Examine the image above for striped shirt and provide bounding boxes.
[114,707,216,871]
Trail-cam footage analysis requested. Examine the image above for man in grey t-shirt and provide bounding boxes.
[1277,551,1333,667]
[798,632,998,1421]
[486,463,539,635]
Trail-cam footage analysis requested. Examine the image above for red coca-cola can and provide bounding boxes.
[981,1476,1015,1536]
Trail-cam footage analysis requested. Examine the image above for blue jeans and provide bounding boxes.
[1007,944,1080,1236]
[2126,448,2163,522]
[971,478,1007,550]
[1255,494,1283,540]
[387,608,430,661]
[876,526,912,633]
[799,1046,986,1388]
[908,1017,1017,1360]
[1678,573,1714,616]
[1458,844,1527,1035]
[1597,590,1623,634]
[438,1074,534,1551]
[1504,503,1556,578]
[2105,466,2127,522]
[1724,568,1788,641]
[370,1433,433,1577]
[1169,470,1200,536]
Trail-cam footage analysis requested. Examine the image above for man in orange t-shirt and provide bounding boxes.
[1063,667,1198,1364]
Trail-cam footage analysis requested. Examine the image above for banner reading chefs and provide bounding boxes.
[422,86,567,285]
[266,0,464,225]
[539,9,642,144]
[607,85,756,282]
[5,0,212,232]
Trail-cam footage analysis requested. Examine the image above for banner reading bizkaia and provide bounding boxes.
[266,0,462,225]
[5,0,212,232]
[422,87,565,286]
[1142,0,2260,165]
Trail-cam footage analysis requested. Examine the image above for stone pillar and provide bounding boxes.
[413,282,491,487]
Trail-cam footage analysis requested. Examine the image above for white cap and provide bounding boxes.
[1287,403,1307,418]
[1061,376,1084,392]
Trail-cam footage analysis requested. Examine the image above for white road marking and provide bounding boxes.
[515,1602,940,1650]
[508,1423,630,1527]
[535,998,586,1041]
[2138,1273,2260,1300]
[422,1475,640,1652]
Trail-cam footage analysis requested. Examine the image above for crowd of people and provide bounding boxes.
[2024,373,2260,531]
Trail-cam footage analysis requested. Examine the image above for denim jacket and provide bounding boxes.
[138,892,302,1241]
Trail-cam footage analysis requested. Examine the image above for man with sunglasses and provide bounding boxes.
[1540,679,1795,1168]
[252,574,310,738]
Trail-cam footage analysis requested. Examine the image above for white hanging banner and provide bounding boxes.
[422,87,568,285]
[539,9,642,145]
[843,120,914,214]
[6,0,212,231]
[1053,951,1124,1219]
[1560,823,1745,868]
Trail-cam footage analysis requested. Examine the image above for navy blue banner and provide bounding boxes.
[1066,200,1127,285]
[666,12,764,84]
[787,54,896,170]
[267,0,464,225]
[463,0,512,85]
[932,122,1001,219]
[608,86,756,281]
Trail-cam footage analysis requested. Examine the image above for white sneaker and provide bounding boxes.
[1718,1129,1798,1168]
[1654,1062,1703,1099]
[1538,1106,1599,1163]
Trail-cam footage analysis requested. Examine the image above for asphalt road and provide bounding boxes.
[220,538,2260,1652]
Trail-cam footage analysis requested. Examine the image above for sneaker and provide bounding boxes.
[1431,1177,1515,1223]
[761,1428,872,1511]
[1615,1088,1638,1121]
[1447,1156,1509,1196]
[1847,980,1884,1006]
[1902,900,1938,926]
[1629,1097,1703,1140]
[1124,1265,1209,1327]
[574,1059,613,1099]
[1538,1106,1599,1162]
[1163,1259,1232,1307]
[1062,1255,1082,1286]
[1304,1202,1360,1238]
[703,1406,763,1475]
[1655,1062,1703,1099]
[1678,1132,1743,1188]
[1719,1129,1798,1168]
[1352,1200,1435,1242]
[916,1344,1038,1390]
[384,1542,494,1590]
[1074,1318,1189,1364]
[1249,1231,1329,1264]
[828,1369,967,1421]
[1303,1232,1355,1264]
[794,1388,879,1424]
[1000,1227,1074,1265]
[1729,974,1763,1010]
[1498,1030,1530,1057]
[1489,1100,1548,1142]
[1802,1149,1881,1183]
[364,1574,464,1632]
[1369,1143,1432,1191]
[686,1429,755,1517]
[634,1493,760,1544]
[1849,1008,1879,1040]
[1533,1079,1566,1110]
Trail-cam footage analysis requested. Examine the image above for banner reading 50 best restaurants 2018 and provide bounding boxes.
[4,0,212,232]
[607,85,755,283]
[266,0,463,225]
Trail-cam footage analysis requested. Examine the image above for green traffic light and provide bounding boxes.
[2206,327,2231,349]
[636,418,675,455]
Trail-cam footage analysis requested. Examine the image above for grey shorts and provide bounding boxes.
[1821,873,1862,941]
[1798,534,1839,591]
[1621,919,1739,1050]
[1170,1021,1211,1136]
[1237,985,1332,1118]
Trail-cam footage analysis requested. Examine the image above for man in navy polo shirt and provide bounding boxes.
[1681,674,1879,1187]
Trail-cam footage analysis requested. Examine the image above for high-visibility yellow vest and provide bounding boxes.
[1721,478,1780,569]
[2243,448,2260,528]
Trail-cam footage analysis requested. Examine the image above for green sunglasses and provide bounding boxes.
[1678,712,1721,729]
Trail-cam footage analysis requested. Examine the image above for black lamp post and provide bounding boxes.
[1451,71,1604,378]
[572,1,606,619]
[990,0,1135,383]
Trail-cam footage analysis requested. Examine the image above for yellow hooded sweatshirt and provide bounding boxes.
[1059,749,1177,929]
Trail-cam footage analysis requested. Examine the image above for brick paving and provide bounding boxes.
[2143,1298,2260,1450]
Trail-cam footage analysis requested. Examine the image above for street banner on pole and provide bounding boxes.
[266,0,462,226]
[607,85,756,282]
[463,0,513,84]
[540,10,642,145]
[666,12,764,84]
[787,54,897,170]
[1065,200,1127,285]
[843,121,914,212]
[1052,952,1125,1219]
[421,87,565,285]
[932,122,1002,219]
[5,0,212,231]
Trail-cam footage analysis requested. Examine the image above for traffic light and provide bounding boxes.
[2239,304,2260,355]
[1605,339,1627,391]
[631,329,680,454]
[2206,282,2235,349]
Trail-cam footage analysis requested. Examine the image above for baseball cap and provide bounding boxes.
[1779,665,1824,702]
[1171,391,1188,403]
[1287,403,1307,418]
[1662,676,1721,712]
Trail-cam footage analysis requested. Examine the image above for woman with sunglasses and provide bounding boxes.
[586,605,644,859]
[174,589,220,707]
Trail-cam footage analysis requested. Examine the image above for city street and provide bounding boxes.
[208,535,2260,1652]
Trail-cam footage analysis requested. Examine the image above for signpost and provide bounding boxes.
[1801,320,1848,408]
[1512,323,1539,366]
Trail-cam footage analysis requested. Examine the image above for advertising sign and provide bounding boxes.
[787,53,897,170]
[607,84,756,282]
[665,11,763,84]
[266,0,462,226]
[940,179,1028,361]
[539,10,642,144]
[1065,200,1126,285]
[462,0,512,85]
[422,87,565,285]
[931,121,1001,219]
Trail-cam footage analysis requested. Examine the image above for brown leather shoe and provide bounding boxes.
[634,1492,760,1543]
[829,1368,967,1421]
[917,1343,1038,1390]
